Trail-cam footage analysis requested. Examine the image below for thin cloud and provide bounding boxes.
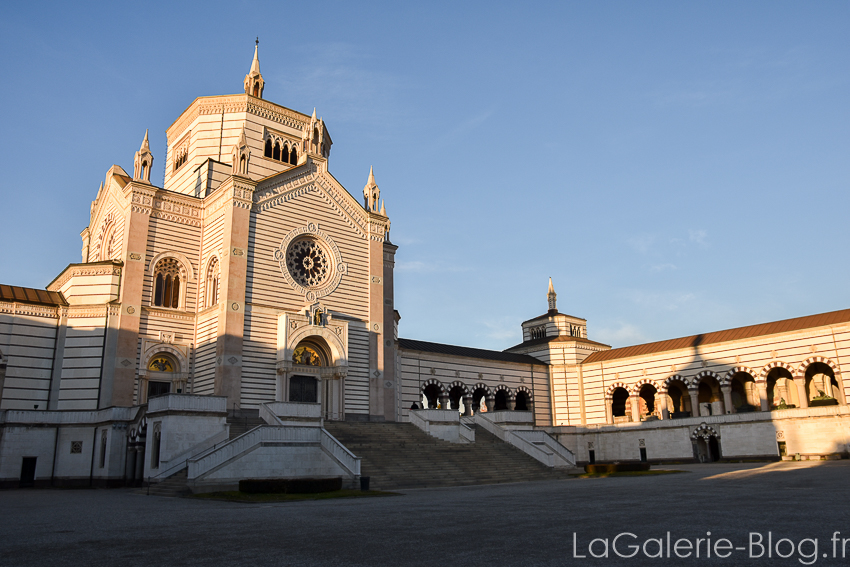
[594,322,648,348]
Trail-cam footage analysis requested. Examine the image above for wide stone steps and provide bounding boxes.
[137,468,189,497]
[324,422,573,490]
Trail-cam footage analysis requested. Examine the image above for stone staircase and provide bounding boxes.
[323,422,575,490]
[138,468,190,497]
[227,409,266,439]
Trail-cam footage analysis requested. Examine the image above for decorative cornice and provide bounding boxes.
[65,306,110,319]
[142,306,196,321]
[48,264,122,291]
[0,302,60,319]
[167,95,309,143]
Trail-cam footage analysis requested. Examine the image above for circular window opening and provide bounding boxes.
[286,237,331,288]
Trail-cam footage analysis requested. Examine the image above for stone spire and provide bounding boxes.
[363,166,380,212]
[244,38,265,98]
[547,277,557,313]
[133,130,154,182]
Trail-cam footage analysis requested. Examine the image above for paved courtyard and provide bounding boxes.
[1,461,848,566]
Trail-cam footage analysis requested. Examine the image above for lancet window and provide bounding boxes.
[153,258,183,309]
[205,257,219,307]
[263,135,298,165]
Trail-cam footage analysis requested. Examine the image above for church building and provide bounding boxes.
[1,46,847,490]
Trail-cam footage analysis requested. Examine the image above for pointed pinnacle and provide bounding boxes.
[380,200,386,216]
[548,277,554,294]
[140,129,150,151]
[367,165,375,186]
[250,41,261,74]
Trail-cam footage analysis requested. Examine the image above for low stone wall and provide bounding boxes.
[549,405,850,464]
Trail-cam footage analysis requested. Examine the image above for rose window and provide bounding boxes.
[286,238,330,287]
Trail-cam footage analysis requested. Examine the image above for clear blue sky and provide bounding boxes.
[1,1,848,350]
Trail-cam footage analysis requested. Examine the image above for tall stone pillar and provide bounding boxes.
[462,395,473,416]
[382,241,398,421]
[214,179,255,410]
[721,385,734,414]
[794,378,809,409]
[657,392,669,420]
[689,389,701,417]
[485,394,495,413]
[757,382,769,411]
[629,395,641,422]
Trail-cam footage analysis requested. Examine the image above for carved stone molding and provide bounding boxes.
[274,224,347,301]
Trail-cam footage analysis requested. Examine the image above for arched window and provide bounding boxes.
[273,141,281,161]
[264,138,272,158]
[289,145,298,165]
[141,161,147,179]
[152,258,183,309]
[240,155,246,174]
[253,83,260,97]
[281,143,289,162]
[205,257,219,307]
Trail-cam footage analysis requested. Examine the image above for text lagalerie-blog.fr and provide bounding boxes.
[571,531,850,564]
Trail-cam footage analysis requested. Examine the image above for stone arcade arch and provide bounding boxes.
[421,379,444,409]
[664,376,692,419]
[694,370,726,416]
[724,366,760,413]
[798,356,846,407]
[605,383,630,424]
[493,384,512,411]
[470,383,492,414]
[762,362,799,410]
[447,381,469,414]
[515,385,534,412]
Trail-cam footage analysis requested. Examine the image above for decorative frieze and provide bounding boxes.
[48,264,122,291]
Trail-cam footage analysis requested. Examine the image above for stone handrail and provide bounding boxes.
[1,406,138,425]
[320,429,361,477]
[188,425,322,480]
[154,428,231,480]
[474,413,555,467]
[263,401,322,420]
[487,410,534,424]
[459,422,476,443]
[258,403,283,425]
[147,394,227,414]
[512,429,576,467]
[413,409,459,422]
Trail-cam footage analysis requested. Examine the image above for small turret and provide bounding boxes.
[363,166,380,212]
[133,130,154,183]
[232,126,251,177]
[244,38,264,98]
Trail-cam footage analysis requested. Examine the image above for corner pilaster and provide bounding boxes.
[214,178,256,410]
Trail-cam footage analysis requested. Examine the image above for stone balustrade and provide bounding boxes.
[147,394,227,414]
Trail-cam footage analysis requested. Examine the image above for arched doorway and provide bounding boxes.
[146,354,179,401]
[692,424,721,463]
[290,343,324,402]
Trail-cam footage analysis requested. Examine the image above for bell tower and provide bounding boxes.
[244,38,264,99]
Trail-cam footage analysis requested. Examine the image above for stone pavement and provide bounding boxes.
[1,461,848,566]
